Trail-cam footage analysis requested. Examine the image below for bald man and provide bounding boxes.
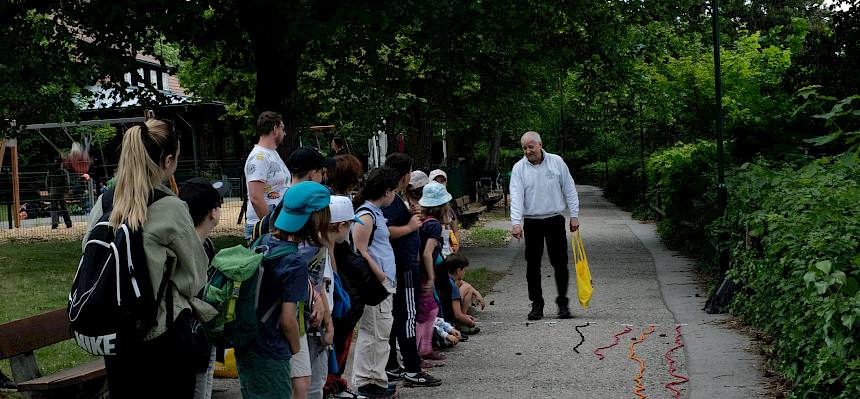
[509,131,580,320]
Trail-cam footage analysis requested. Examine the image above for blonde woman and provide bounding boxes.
[84,119,214,398]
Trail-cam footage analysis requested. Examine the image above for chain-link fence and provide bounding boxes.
[0,160,246,241]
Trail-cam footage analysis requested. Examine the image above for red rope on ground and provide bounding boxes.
[663,324,689,399]
[593,325,633,360]
[629,325,656,399]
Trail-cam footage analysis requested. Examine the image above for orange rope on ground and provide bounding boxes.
[628,325,656,399]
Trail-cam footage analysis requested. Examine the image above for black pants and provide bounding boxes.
[50,199,71,228]
[387,268,421,373]
[104,312,208,399]
[523,215,569,306]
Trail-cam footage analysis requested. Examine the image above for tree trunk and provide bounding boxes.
[484,129,502,172]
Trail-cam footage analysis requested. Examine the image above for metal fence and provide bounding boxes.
[0,160,246,241]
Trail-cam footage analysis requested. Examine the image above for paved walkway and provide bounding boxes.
[214,185,768,398]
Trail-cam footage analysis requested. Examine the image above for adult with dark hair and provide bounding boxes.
[83,119,214,398]
[47,157,73,229]
[244,111,290,240]
[510,131,580,321]
[379,154,440,387]
[351,166,401,398]
[331,136,348,156]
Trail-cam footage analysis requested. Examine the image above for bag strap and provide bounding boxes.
[354,206,376,247]
[571,230,587,264]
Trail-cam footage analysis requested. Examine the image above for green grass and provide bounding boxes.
[0,235,244,379]
[463,267,506,295]
[466,227,509,248]
[0,204,8,222]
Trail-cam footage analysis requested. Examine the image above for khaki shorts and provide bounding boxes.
[290,335,311,378]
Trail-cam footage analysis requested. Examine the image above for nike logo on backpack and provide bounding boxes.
[74,332,117,355]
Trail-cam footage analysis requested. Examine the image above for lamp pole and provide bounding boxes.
[712,0,727,214]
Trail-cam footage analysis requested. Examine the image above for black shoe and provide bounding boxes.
[556,297,572,319]
[403,371,442,387]
[527,301,544,320]
[51,225,58,229]
[385,367,404,381]
[558,305,573,319]
[357,384,396,398]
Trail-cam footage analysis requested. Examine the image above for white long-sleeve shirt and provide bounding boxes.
[509,149,579,226]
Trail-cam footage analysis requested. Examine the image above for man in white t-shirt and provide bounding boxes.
[244,111,291,239]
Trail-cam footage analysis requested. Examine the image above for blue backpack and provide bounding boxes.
[330,272,351,320]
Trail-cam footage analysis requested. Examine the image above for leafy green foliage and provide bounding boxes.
[715,159,860,398]
[647,141,721,256]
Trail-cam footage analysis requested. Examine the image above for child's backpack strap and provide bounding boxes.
[354,206,377,247]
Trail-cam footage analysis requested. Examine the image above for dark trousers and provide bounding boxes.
[332,304,363,376]
[50,199,71,228]
[387,268,421,373]
[523,215,569,306]
[104,312,208,399]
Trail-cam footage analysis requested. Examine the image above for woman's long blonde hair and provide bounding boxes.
[110,119,179,230]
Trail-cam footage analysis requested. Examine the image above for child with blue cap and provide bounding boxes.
[235,181,331,399]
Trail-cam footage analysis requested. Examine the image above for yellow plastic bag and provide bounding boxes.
[214,348,238,379]
[449,230,459,253]
[572,230,592,309]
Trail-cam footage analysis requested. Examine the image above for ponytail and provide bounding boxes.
[110,119,179,230]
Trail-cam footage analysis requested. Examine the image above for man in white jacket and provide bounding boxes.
[509,131,579,320]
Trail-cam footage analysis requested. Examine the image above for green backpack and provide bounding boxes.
[203,242,297,349]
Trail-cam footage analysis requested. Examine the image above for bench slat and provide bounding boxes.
[0,309,71,359]
[16,359,106,391]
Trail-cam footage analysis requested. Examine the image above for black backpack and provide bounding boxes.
[334,207,388,306]
[68,188,170,356]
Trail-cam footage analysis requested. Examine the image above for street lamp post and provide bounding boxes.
[712,0,727,214]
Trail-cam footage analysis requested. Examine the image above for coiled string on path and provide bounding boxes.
[593,326,633,360]
[663,324,689,399]
[573,322,590,353]
[628,325,656,399]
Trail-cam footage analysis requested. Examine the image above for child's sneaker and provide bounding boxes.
[458,324,481,335]
[385,366,404,381]
[403,371,442,387]
[420,359,445,369]
[357,383,397,398]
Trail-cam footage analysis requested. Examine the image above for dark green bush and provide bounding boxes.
[646,141,721,265]
[714,158,860,398]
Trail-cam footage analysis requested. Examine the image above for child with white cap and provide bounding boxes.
[427,169,459,255]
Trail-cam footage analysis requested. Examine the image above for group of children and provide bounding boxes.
[91,116,483,399]
[175,150,485,399]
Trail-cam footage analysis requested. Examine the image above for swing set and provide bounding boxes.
[0,115,159,229]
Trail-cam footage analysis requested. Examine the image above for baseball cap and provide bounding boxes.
[287,145,333,175]
[419,182,453,207]
[429,169,447,182]
[329,195,364,225]
[274,181,331,232]
[409,170,430,189]
[179,177,229,224]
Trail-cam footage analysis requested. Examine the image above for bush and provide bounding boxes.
[714,158,860,398]
[647,140,722,265]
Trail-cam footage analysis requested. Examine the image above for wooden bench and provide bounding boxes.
[0,309,106,398]
[454,195,486,229]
